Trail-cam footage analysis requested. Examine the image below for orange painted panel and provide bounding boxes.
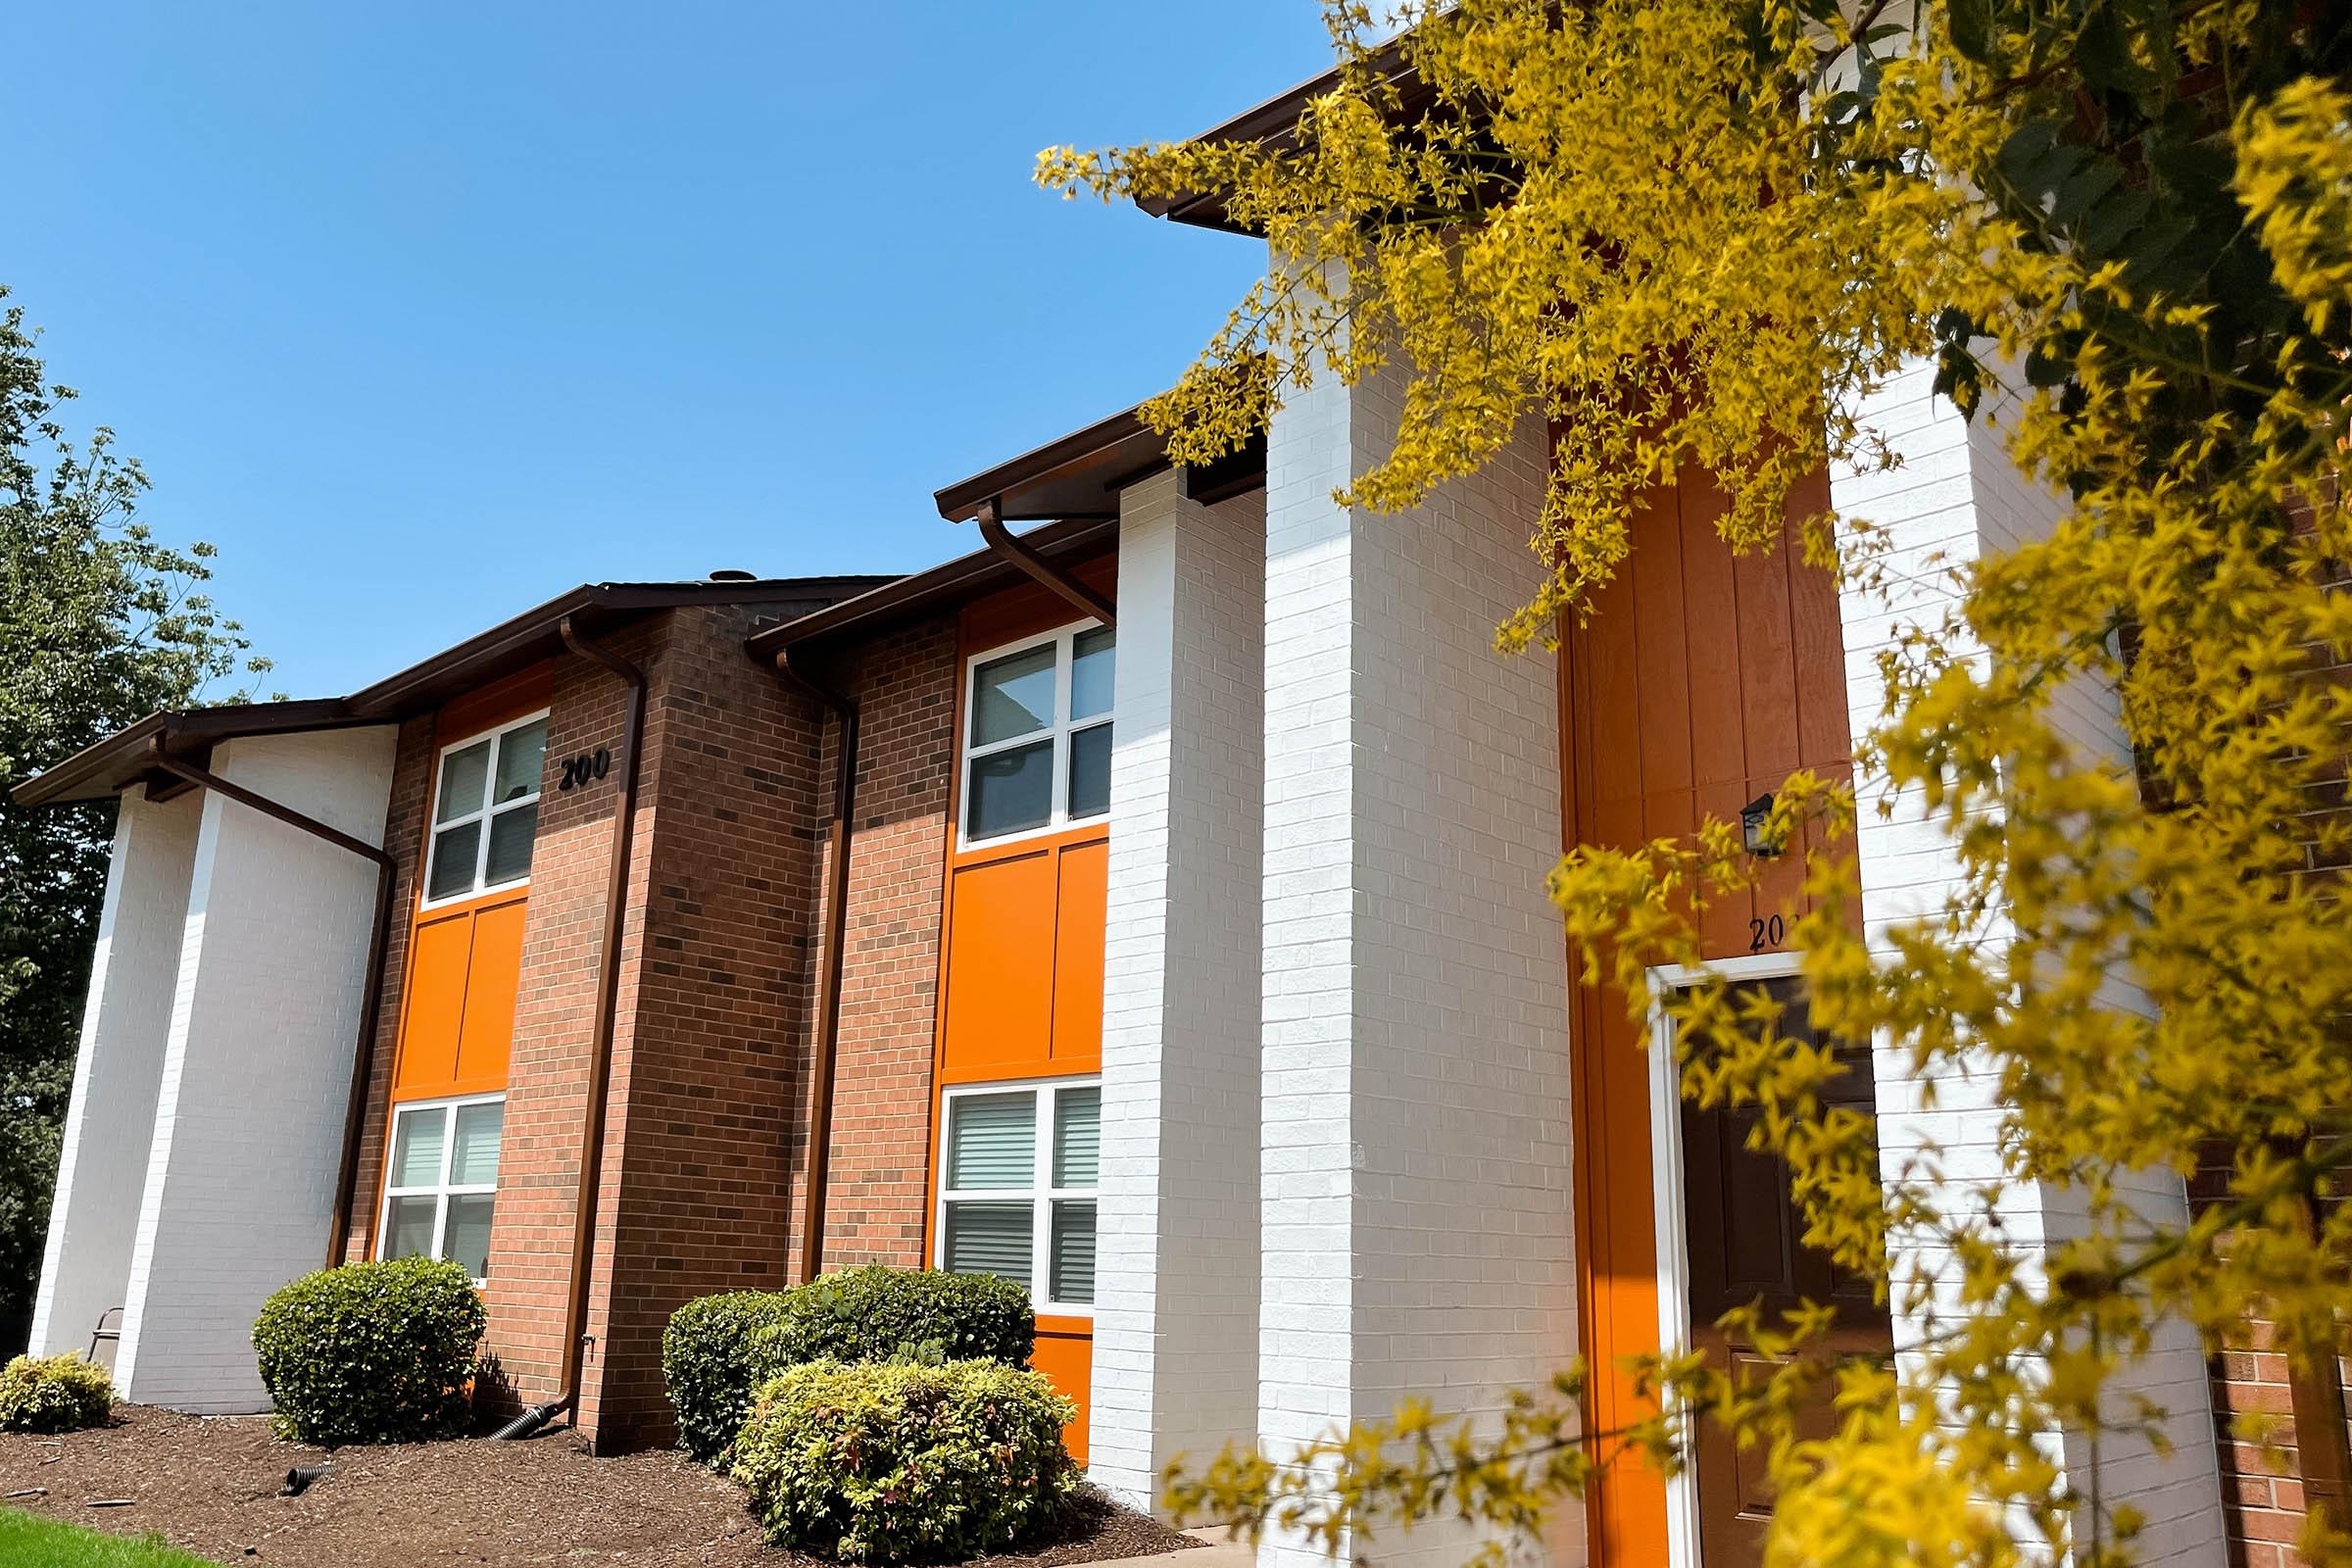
[1031,1316,1094,1465]
[1050,840,1108,1071]
[1561,450,1854,1568]
[395,913,473,1096]
[941,850,1057,1080]
[454,897,527,1092]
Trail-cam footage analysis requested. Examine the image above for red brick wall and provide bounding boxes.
[810,616,958,1272]
[341,603,959,1450]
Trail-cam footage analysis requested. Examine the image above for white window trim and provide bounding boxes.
[957,621,1113,851]
[419,708,550,910]
[376,1090,506,1286]
[1645,952,1808,1568]
[934,1076,1100,1318]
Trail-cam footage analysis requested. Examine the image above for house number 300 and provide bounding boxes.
[559,749,613,791]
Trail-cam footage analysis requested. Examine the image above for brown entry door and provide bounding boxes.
[1676,975,1892,1568]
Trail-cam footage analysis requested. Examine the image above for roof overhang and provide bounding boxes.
[931,402,1265,527]
[14,574,892,808]
[747,517,1119,661]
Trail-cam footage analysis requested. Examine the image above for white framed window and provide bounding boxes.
[935,1079,1099,1314]
[377,1093,505,1284]
[421,710,549,906]
[960,623,1114,846]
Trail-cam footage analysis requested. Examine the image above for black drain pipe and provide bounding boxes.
[494,617,647,1444]
[768,646,858,1287]
[144,745,396,1270]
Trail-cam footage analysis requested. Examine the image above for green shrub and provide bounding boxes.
[730,1359,1076,1563]
[663,1267,1033,1466]
[250,1257,484,1446]
[0,1353,113,1434]
[662,1288,798,1464]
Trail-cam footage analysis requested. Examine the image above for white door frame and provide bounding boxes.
[1645,951,1807,1568]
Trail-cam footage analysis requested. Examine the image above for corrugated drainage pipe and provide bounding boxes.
[768,646,858,1287]
[494,617,647,1445]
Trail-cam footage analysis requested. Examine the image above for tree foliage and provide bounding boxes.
[1046,2,2352,1564]
[0,284,268,1354]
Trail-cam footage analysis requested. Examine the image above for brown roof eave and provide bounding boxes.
[9,699,371,808]
[747,518,1119,660]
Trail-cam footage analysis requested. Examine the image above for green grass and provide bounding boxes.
[0,1508,215,1566]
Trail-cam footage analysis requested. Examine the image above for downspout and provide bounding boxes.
[973,498,1116,631]
[768,647,858,1287]
[145,746,395,1270]
[494,617,647,1444]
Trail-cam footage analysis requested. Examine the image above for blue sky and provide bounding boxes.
[7,4,1331,697]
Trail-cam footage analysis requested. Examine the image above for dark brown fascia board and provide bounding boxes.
[1136,44,1420,232]
[13,575,891,808]
[932,405,1157,524]
[748,517,1119,660]
[9,700,370,808]
[343,575,893,717]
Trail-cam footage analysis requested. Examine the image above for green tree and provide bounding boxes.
[1047,1,2352,1563]
[0,284,269,1354]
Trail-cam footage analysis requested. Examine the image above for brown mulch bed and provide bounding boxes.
[0,1404,1200,1568]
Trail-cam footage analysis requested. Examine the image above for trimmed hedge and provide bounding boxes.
[251,1257,485,1446]
[730,1359,1076,1562]
[0,1353,113,1434]
[662,1267,1034,1466]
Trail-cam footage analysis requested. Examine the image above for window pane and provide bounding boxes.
[971,645,1056,746]
[1070,628,1115,720]
[967,740,1053,841]
[427,822,480,902]
[384,1196,438,1260]
[1053,1087,1101,1189]
[452,1101,503,1186]
[1067,723,1112,820]
[947,1093,1036,1190]
[436,741,491,824]
[391,1108,447,1189]
[483,804,536,886]
[943,1202,1034,1287]
[493,719,547,805]
[1050,1200,1096,1305]
[444,1195,495,1280]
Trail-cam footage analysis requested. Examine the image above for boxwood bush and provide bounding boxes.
[251,1257,485,1446]
[662,1266,1033,1466]
[0,1353,113,1434]
[730,1359,1076,1562]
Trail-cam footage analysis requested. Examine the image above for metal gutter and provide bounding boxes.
[975,500,1115,631]
[144,746,397,1269]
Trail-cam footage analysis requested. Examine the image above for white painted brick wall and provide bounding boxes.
[1834,361,2226,1565]
[1095,471,1268,1509]
[30,790,204,1361]
[115,726,397,1412]
[1261,362,1578,1568]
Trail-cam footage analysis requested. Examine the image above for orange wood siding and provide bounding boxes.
[1562,464,1850,1567]
[926,560,1117,1463]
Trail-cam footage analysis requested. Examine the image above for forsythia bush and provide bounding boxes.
[0,1354,113,1434]
[663,1266,1033,1465]
[730,1359,1076,1563]
[251,1258,484,1446]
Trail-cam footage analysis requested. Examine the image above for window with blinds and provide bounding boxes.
[937,1080,1099,1310]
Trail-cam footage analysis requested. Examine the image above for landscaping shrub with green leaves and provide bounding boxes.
[663,1266,1033,1466]
[0,1353,113,1434]
[730,1359,1076,1563]
[250,1257,484,1446]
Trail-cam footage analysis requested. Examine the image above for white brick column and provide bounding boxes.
[30,791,204,1360]
[1094,471,1268,1508]
[115,725,397,1411]
[1835,361,2227,1565]
[1259,368,1578,1568]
